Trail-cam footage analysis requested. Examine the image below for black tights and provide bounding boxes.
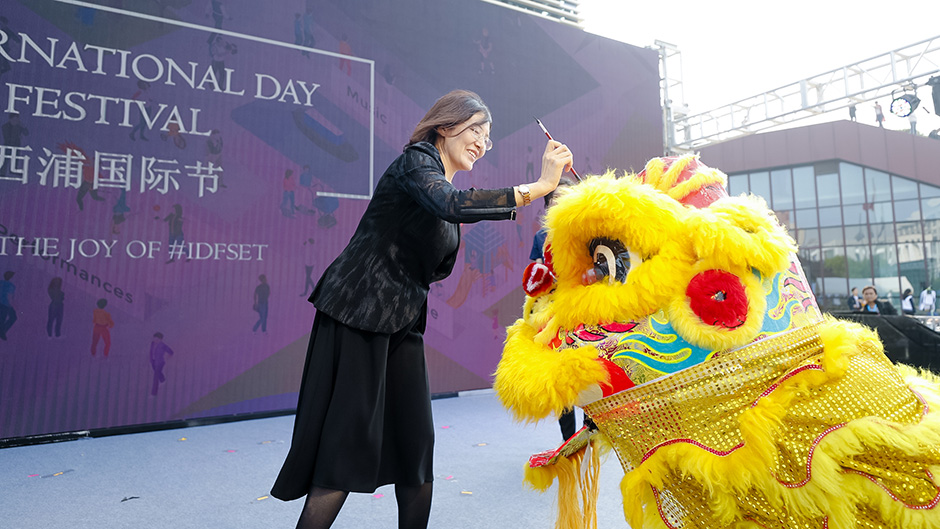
[295,483,432,529]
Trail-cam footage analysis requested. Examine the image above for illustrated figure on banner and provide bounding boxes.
[206,129,224,187]
[1,113,28,176]
[149,332,175,396]
[300,237,316,297]
[128,80,152,142]
[474,27,495,74]
[0,270,16,341]
[281,169,297,217]
[162,204,190,263]
[0,17,20,78]
[90,298,114,357]
[252,274,270,333]
[46,277,64,338]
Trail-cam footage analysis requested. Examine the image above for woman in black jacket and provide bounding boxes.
[272,89,573,529]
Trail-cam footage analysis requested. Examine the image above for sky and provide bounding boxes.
[579,0,940,135]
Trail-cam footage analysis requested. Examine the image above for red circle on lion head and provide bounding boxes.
[686,269,748,329]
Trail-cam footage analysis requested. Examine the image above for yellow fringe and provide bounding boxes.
[494,319,608,422]
[617,318,940,528]
[523,439,606,529]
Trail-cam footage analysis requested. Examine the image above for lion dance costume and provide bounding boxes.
[494,155,940,528]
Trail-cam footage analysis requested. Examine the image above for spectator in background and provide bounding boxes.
[848,103,857,122]
[846,286,861,311]
[920,286,937,316]
[859,285,896,315]
[901,288,916,315]
[874,102,885,128]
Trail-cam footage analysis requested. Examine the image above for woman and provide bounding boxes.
[271,89,573,529]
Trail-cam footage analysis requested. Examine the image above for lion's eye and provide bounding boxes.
[589,238,632,284]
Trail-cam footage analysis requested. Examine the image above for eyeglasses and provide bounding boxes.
[457,124,493,151]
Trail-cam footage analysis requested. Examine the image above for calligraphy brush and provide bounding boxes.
[535,117,581,182]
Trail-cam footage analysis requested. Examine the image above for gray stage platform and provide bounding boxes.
[1,390,632,528]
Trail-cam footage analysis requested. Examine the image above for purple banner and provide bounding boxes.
[0,0,661,440]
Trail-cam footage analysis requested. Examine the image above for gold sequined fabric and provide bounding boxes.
[583,322,940,528]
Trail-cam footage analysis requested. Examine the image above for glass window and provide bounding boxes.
[771,169,793,210]
[869,202,894,224]
[792,166,816,208]
[816,172,840,207]
[894,199,922,222]
[892,175,918,200]
[846,224,869,245]
[796,228,820,247]
[820,227,844,246]
[865,168,891,203]
[819,206,842,227]
[920,182,940,199]
[728,174,748,195]
[798,247,823,297]
[796,208,818,228]
[775,210,795,231]
[926,238,940,292]
[842,203,867,226]
[847,245,872,282]
[822,246,847,284]
[923,220,940,241]
[839,163,865,205]
[868,223,895,244]
[896,221,924,244]
[923,198,940,220]
[749,172,770,203]
[872,245,899,305]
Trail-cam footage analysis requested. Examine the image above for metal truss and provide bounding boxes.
[668,35,940,153]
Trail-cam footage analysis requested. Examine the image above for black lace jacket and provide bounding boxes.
[311,141,517,333]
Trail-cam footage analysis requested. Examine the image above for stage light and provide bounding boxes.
[890,92,920,117]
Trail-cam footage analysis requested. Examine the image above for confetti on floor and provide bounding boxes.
[460,491,473,495]
[445,475,454,480]
[258,440,275,444]
[120,496,140,502]
[372,493,384,499]
[440,425,451,429]
[178,438,187,441]
[256,496,269,501]
[473,443,487,447]
[27,474,39,478]
[225,449,237,453]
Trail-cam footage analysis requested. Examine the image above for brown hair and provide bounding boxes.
[543,175,576,207]
[407,90,492,149]
[862,285,877,295]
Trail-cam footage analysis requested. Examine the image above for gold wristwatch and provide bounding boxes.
[518,184,531,206]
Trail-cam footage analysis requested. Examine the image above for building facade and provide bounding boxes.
[700,120,940,310]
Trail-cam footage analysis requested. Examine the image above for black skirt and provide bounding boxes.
[271,311,434,500]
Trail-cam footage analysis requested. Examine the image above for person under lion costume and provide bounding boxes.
[494,155,940,529]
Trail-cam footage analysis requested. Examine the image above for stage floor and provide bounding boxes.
[1,390,632,528]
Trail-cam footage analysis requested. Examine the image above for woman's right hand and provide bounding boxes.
[538,139,573,192]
